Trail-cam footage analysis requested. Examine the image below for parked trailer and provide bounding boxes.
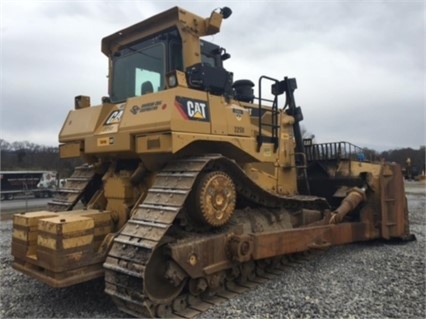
[0,171,58,200]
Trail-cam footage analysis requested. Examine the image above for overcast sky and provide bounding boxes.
[1,0,425,151]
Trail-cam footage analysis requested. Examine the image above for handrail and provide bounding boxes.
[304,141,373,162]
[256,76,280,152]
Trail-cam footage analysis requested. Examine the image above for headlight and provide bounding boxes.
[167,73,177,87]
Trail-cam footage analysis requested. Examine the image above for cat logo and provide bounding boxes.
[187,101,207,119]
[105,110,124,125]
[175,96,210,122]
[232,108,244,121]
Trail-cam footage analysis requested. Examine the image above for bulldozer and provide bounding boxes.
[11,6,413,318]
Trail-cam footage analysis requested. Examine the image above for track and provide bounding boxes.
[103,156,214,317]
[47,165,96,212]
[103,155,329,318]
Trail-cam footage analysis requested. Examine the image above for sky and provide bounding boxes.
[1,0,425,151]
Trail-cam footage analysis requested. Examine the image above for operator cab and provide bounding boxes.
[109,27,230,103]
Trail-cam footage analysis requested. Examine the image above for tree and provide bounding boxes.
[379,146,426,178]
[0,139,82,177]
[0,139,11,151]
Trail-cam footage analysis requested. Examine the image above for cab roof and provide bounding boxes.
[101,7,204,56]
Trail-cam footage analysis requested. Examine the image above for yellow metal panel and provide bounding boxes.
[104,176,133,199]
[62,235,94,250]
[13,211,58,227]
[242,162,278,193]
[119,94,171,134]
[171,91,211,134]
[209,95,227,135]
[38,216,94,235]
[171,132,276,163]
[38,234,94,250]
[32,210,114,244]
[101,7,181,56]
[84,133,134,154]
[59,105,110,142]
[59,142,82,159]
[350,161,382,177]
[135,134,172,154]
[120,88,211,136]
[12,228,38,242]
[208,95,252,137]
[78,210,113,223]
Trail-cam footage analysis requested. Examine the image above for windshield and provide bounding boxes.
[110,43,165,102]
[109,29,226,102]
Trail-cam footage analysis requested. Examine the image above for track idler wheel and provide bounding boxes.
[191,170,236,227]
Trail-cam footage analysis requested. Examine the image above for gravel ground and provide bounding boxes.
[1,182,424,318]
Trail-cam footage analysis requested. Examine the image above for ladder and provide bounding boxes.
[256,75,280,152]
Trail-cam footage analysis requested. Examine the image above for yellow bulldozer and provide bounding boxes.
[11,6,414,318]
